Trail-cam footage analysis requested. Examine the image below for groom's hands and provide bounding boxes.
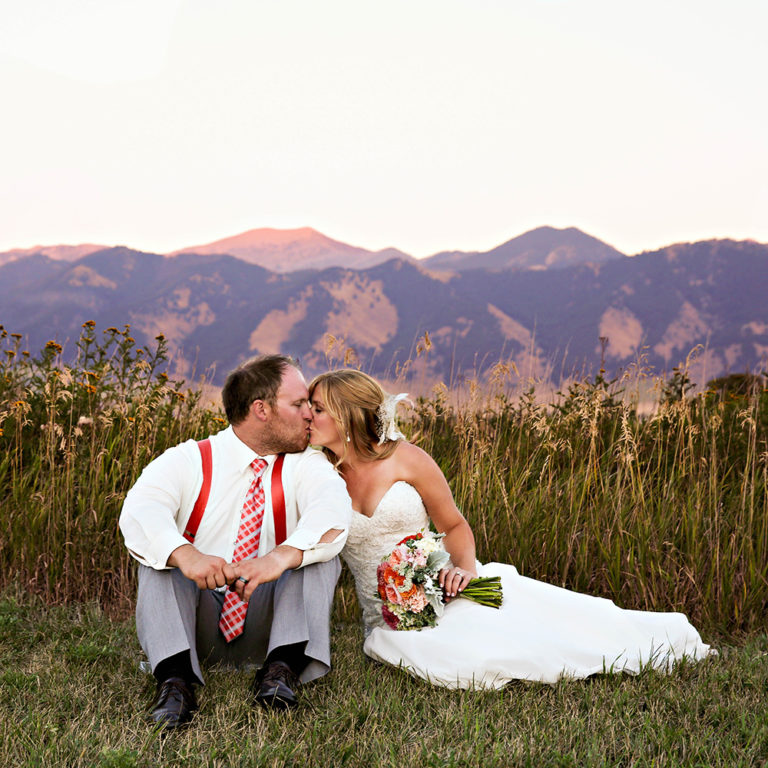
[229,545,303,602]
[229,527,344,601]
[167,544,236,589]
[165,542,300,598]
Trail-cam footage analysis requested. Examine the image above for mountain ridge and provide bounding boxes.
[0,243,108,268]
[2,236,766,389]
[166,226,413,272]
[1,225,630,274]
[423,226,626,271]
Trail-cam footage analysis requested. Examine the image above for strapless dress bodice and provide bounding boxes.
[342,481,431,631]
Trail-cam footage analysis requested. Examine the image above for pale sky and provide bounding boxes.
[1,0,766,258]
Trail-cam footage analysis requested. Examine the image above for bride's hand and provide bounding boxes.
[439,566,477,600]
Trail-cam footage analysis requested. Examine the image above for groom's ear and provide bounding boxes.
[249,398,270,422]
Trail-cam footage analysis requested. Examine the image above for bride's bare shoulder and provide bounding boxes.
[391,441,441,477]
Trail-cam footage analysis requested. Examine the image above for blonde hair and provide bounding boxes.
[308,370,401,467]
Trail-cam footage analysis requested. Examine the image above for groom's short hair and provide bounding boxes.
[222,354,299,425]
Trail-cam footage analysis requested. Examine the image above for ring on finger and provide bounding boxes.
[237,576,249,585]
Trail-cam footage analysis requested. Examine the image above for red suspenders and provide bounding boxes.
[183,439,287,546]
[270,451,287,545]
[183,439,212,542]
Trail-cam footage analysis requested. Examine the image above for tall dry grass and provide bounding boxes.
[411,364,768,634]
[0,323,223,607]
[1,324,766,633]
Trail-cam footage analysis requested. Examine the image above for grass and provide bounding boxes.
[0,323,224,606]
[410,369,768,635]
[2,325,768,765]
[2,327,767,633]
[1,593,766,768]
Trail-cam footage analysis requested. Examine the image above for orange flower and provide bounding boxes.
[383,564,404,587]
[400,584,420,601]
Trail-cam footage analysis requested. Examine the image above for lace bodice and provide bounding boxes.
[342,481,431,631]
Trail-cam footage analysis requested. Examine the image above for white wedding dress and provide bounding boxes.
[341,481,713,689]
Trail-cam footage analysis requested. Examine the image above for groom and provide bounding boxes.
[119,354,352,728]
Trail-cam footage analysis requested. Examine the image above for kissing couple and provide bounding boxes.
[119,353,712,729]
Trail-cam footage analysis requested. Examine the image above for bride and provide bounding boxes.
[307,370,713,689]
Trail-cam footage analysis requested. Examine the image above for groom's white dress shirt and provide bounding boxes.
[119,426,351,570]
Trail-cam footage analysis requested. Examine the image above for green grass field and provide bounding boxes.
[1,594,766,768]
[1,325,767,766]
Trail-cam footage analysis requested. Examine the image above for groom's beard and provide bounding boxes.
[260,416,310,454]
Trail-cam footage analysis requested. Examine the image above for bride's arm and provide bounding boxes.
[398,443,479,598]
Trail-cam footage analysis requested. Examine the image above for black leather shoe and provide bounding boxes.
[253,661,299,710]
[149,677,198,729]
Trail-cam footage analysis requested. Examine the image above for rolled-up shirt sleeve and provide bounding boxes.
[284,450,352,567]
[119,443,199,569]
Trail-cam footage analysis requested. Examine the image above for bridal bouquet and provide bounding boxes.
[376,531,503,631]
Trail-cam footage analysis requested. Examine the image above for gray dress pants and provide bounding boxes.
[136,557,341,685]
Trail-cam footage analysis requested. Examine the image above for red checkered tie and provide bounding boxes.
[218,457,268,642]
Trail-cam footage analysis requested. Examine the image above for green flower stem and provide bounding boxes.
[458,576,503,608]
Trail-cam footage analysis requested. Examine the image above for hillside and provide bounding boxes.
[2,238,766,388]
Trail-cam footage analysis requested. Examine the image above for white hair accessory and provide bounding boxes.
[377,392,411,444]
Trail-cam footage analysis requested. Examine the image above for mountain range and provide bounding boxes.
[1,226,766,390]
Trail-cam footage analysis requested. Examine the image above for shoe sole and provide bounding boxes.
[254,692,297,710]
[149,713,195,730]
